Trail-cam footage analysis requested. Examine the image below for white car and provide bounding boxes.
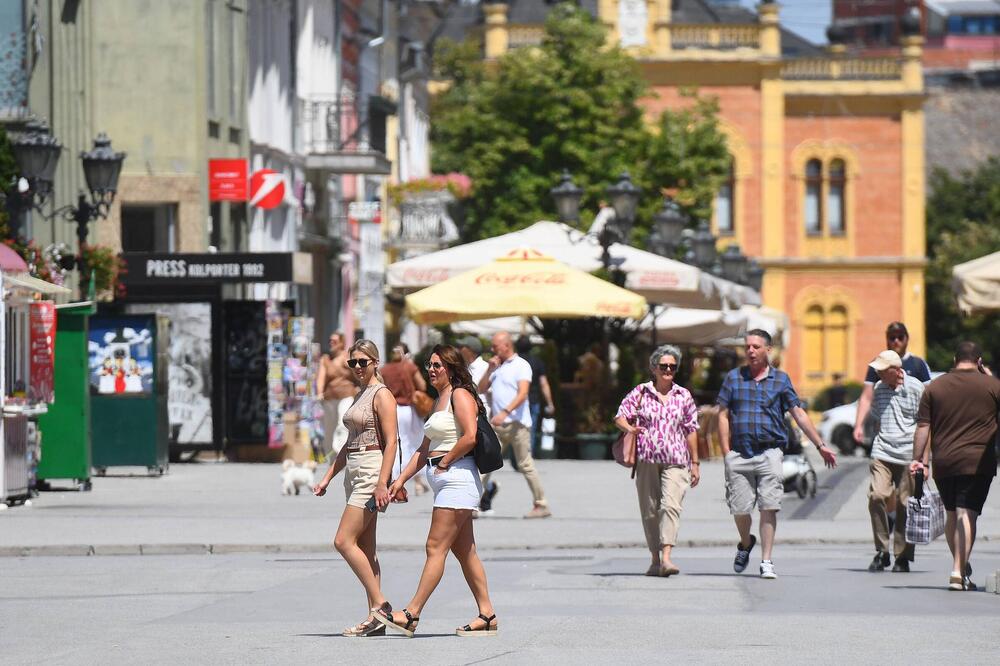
[818,372,943,455]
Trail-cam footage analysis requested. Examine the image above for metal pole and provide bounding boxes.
[74,194,92,301]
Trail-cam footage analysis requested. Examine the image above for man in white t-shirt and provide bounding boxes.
[457,336,490,417]
[478,331,550,518]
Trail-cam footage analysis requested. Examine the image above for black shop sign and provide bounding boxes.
[122,253,301,285]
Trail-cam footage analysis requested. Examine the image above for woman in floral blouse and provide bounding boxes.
[615,344,700,577]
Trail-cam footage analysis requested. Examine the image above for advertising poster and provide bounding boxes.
[88,317,155,396]
[28,301,56,403]
[127,303,213,445]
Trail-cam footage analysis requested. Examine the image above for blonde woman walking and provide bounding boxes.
[376,345,497,637]
[615,344,700,577]
[313,339,400,637]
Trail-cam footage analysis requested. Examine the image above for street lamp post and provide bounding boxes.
[720,243,749,285]
[605,171,640,240]
[6,123,126,298]
[691,221,718,270]
[550,169,583,225]
[647,196,687,258]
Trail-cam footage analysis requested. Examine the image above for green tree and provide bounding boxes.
[430,3,729,242]
[925,158,1000,369]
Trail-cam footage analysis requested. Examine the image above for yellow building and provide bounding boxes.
[442,0,927,395]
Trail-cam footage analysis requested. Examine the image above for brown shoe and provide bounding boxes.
[524,505,551,519]
[659,564,680,577]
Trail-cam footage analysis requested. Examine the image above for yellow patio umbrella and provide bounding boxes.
[405,247,648,324]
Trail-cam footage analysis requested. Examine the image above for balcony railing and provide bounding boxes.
[298,93,368,155]
[670,24,761,51]
[781,57,902,81]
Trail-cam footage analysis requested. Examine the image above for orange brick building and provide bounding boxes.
[443,0,927,395]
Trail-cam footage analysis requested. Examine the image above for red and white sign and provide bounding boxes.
[208,159,248,202]
[250,169,286,209]
[29,301,56,404]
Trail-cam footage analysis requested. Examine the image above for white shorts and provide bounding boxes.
[428,456,483,510]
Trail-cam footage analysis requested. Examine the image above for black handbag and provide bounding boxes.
[451,393,504,474]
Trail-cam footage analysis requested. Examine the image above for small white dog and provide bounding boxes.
[281,459,317,495]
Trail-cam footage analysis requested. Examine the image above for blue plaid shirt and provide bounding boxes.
[717,366,803,458]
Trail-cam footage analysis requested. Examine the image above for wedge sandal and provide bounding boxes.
[375,607,419,638]
[344,602,392,637]
[456,613,498,637]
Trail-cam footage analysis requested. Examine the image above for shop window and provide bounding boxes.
[714,159,735,235]
[827,160,846,235]
[121,205,177,253]
[804,159,822,235]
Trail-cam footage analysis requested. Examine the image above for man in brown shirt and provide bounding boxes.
[316,331,357,458]
[912,341,999,591]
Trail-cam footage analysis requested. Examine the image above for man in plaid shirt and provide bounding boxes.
[718,330,838,579]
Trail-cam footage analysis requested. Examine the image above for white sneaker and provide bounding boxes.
[759,560,777,579]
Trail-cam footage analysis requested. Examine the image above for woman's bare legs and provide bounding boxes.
[451,510,496,628]
[400,507,464,617]
[334,506,386,612]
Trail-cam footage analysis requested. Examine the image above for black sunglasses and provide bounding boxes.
[347,358,373,369]
[657,363,678,372]
[425,361,444,370]
[887,334,907,342]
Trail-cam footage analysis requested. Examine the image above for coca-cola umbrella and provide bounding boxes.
[404,248,647,325]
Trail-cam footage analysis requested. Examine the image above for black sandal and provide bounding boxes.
[456,613,498,636]
[375,607,420,638]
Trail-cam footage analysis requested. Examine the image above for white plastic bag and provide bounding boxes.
[540,417,556,451]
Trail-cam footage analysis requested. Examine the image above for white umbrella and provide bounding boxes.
[387,220,759,309]
[953,250,1000,315]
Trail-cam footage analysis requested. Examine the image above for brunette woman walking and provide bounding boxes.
[375,344,498,637]
[313,339,400,637]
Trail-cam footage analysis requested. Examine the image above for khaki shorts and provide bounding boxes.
[344,450,383,508]
[724,448,783,515]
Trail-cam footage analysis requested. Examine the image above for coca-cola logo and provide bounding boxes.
[595,302,640,316]
[635,271,681,288]
[474,272,567,285]
[403,268,452,283]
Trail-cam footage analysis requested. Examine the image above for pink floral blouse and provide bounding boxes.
[616,382,699,466]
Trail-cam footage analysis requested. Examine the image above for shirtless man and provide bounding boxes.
[316,331,357,458]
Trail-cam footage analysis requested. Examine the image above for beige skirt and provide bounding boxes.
[344,450,383,508]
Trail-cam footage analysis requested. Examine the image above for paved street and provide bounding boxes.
[2,458,999,663]
[3,544,1000,664]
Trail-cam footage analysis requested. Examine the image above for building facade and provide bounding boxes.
[445,0,927,396]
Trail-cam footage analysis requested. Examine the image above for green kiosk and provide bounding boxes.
[37,302,97,491]
[89,314,169,476]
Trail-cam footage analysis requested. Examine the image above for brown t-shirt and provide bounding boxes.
[381,360,418,406]
[916,368,1000,479]
[320,352,356,401]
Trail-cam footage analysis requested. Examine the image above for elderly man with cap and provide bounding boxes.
[865,349,926,572]
[854,321,931,446]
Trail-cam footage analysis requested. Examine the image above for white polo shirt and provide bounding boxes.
[487,354,533,427]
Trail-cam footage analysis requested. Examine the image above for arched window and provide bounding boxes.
[826,305,849,376]
[827,160,846,235]
[804,159,823,235]
[804,305,825,379]
[714,159,735,235]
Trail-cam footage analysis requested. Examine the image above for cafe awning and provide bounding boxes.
[953,250,1000,316]
[388,220,759,309]
[405,248,647,324]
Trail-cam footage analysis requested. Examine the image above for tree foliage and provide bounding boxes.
[925,158,1000,369]
[430,3,730,242]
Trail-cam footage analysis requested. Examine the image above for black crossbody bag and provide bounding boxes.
[450,391,504,474]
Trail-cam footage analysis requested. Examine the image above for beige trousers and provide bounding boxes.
[483,421,547,507]
[635,461,690,551]
[320,397,353,459]
[868,458,915,561]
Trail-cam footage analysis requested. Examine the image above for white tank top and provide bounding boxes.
[424,400,459,453]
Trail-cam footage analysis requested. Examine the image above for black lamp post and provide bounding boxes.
[720,244,749,285]
[648,196,687,258]
[691,221,717,269]
[5,121,126,297]
[606,171,640,240]
[550,170,584,224]
[746,259,764,292]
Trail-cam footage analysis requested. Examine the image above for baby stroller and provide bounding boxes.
[781,418,817,499]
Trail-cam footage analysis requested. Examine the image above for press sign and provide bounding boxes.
[145,259,265,279]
